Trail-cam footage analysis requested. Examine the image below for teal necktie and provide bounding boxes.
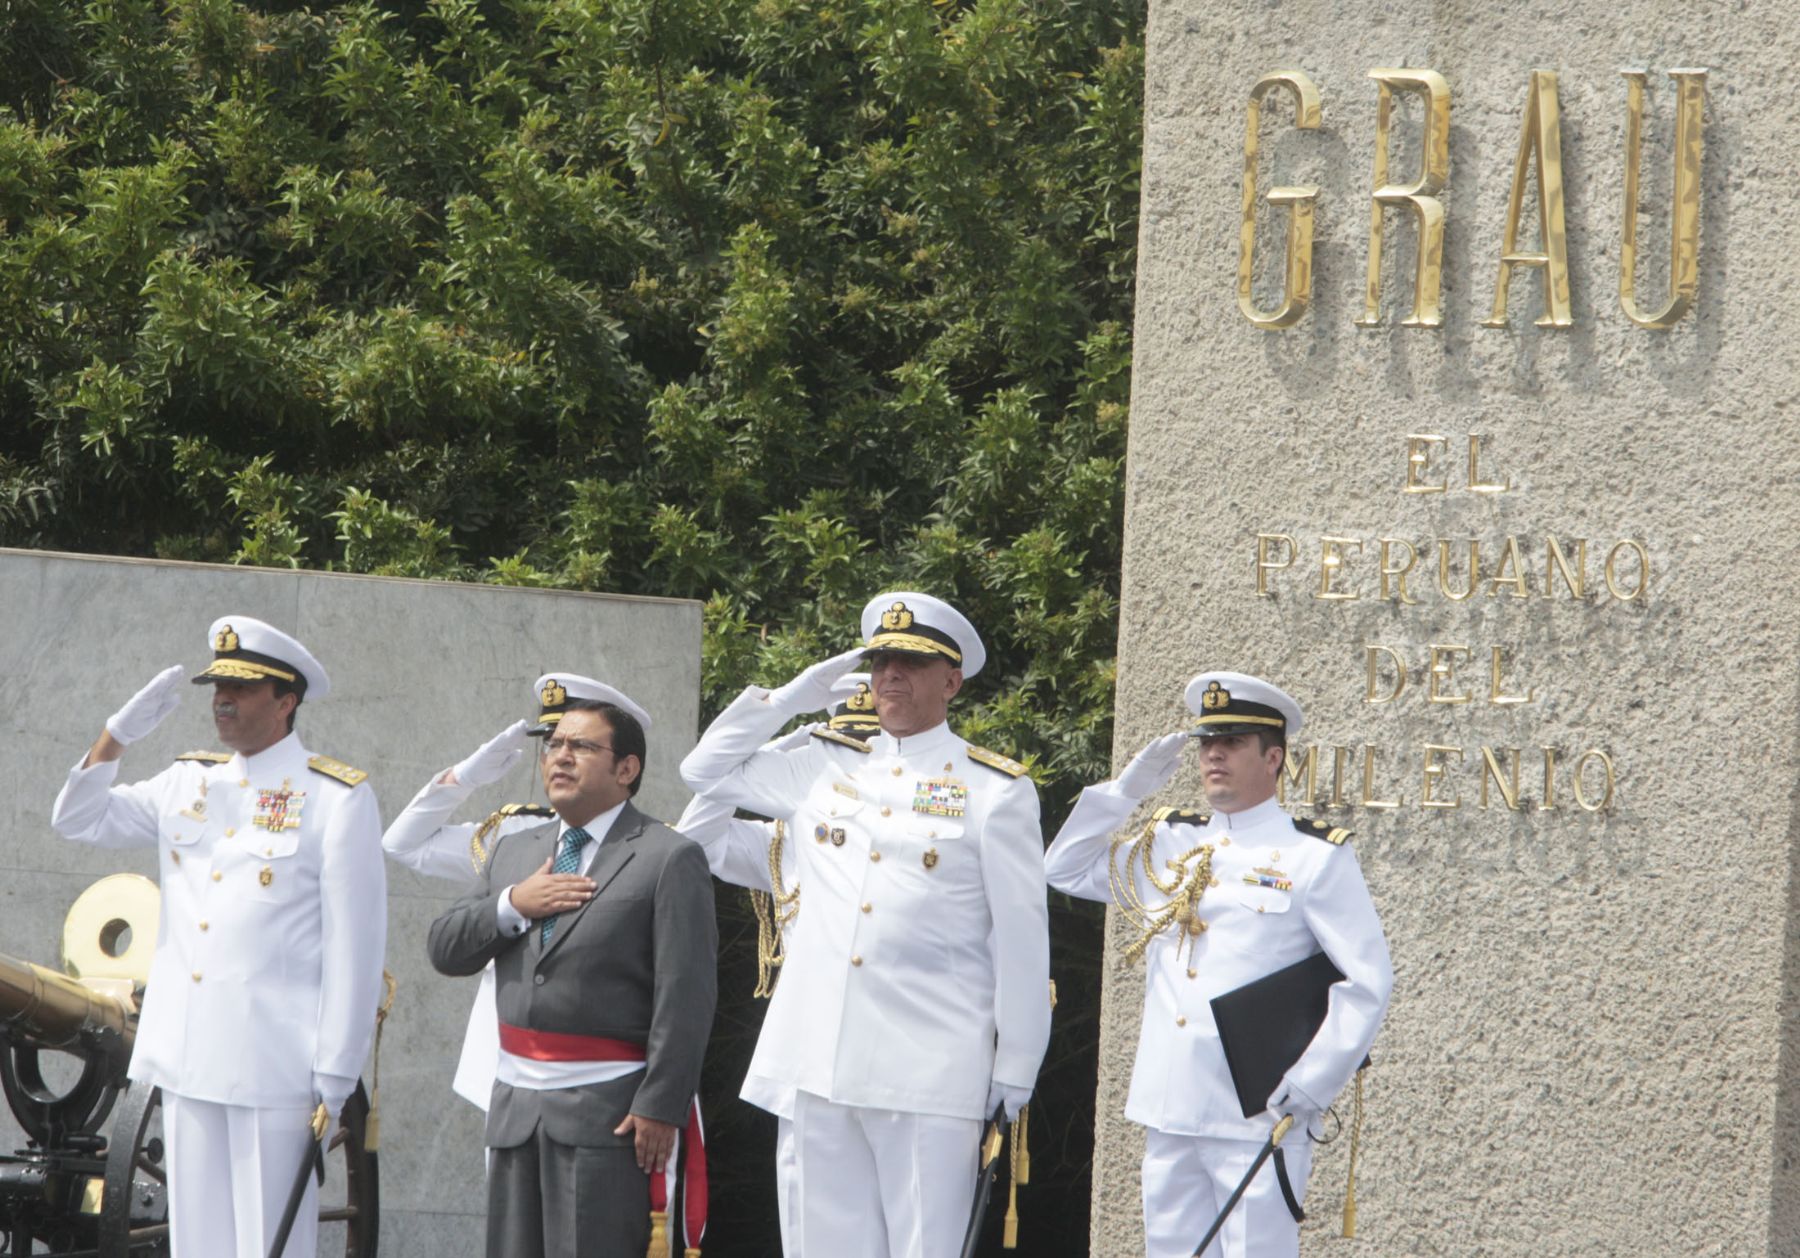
[540,826,591,946]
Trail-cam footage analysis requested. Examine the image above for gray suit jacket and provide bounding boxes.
[427,801,717,1148]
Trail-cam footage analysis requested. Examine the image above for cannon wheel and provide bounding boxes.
[94,1081,379,1257]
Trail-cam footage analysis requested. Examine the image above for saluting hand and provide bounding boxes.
[446,719,532,787]
[768,647,867,715]
[1116,731,1189,799]
[507,857,596,919]
[106,664,187,745]
[614,1113,680,1174]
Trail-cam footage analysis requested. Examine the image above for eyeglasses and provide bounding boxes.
[539,737,618,760]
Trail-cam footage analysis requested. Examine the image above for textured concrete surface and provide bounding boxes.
[0,548,701,1254]
[1102,2,1800,1255]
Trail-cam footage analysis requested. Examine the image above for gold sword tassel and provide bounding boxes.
[1003,1102,1030,1247]
[1342,1067,1366,1238]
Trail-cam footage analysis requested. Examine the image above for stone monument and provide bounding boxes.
[1101,1,1798,1253]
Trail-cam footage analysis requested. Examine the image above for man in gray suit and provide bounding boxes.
[428,679,717,1258]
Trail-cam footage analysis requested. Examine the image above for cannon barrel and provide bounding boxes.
[0,951,135,1056]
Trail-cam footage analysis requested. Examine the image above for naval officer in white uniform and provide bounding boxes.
[680,592,1051,1258]
[50,617,386,1258]
[1044,672,1392,1258]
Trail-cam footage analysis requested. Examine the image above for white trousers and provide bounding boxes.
[791,1090,980,1258]
[163,1092,318,1258]
[1142,1129,1314,1258]
[776,1115,800,1256]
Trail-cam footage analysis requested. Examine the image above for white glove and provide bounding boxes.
[450,719,533,787]
[986,1081,1032,1122]
[314,1071,357,1127]
[1115,731,1189,799]
[768,647,866,715]
[105,665,187,744]
[1265,1077,1324,1133]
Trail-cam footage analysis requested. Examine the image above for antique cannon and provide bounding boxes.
[0,875,379,1257]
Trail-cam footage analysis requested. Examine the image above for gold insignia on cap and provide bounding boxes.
[847,683,875,712]
[215,624,240,652]
[541,679,568,708]
[1202,681,1230,711]
[880,601,915,631]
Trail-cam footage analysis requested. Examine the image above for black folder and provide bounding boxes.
[1209,950,1352,1119]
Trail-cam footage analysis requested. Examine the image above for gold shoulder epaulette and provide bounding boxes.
[175,751,231,763]
[967,745,1029,777]
[497,803,554,820]
[1296,816,1351,845]
[307,755,368,787]
[1152,805,1210,826]
[811,728,872,753]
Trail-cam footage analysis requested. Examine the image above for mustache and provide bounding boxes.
[213,702,238,717]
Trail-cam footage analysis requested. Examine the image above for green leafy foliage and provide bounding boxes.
[0,2,1144,1249]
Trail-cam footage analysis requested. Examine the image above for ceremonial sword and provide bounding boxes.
[268,1102,329,1258]
[958,1103,1010,1258]
[1190,1114,1294,1257]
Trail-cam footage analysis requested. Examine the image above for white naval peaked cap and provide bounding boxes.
[1183,671,1304,741]
[859,591,986,679]
[531,673,653,732]
[192,616,330,699]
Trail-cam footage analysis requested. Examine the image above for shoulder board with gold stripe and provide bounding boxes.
[966,745,1028,778]
[1152,805,1210,827]
[810,728,872,753]
[497,803,554,820]
[307,755,368,787]
[175,751,231,764]
[1297,816,1351,845]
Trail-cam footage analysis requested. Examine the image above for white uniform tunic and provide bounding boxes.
[1046,787,1390,1138]
[52,731,386,1105]
[682,689,1052,1120]
[51,731,386,1258]
[1045,785,1391,1257]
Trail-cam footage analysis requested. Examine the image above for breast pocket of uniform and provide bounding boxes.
[160,808,209,853]
[803,777,866,849]
[244,828,304,899]
[903,813,966,876]
[1228,881,1293,917]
